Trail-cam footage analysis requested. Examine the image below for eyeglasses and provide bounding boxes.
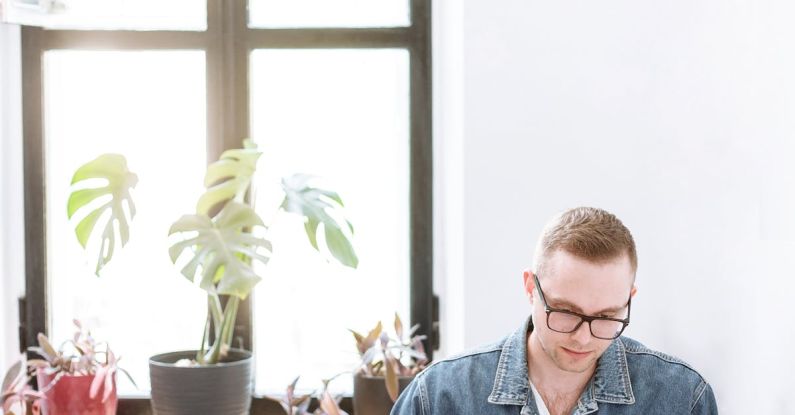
[533,273,631,340]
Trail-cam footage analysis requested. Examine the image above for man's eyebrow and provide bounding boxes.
[547,297,626,315]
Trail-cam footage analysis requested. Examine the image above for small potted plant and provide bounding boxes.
[350,313,428,415]
[273,375,348,415]
[1,320,133,415]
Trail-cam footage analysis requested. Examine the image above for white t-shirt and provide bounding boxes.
[529,381,551,415]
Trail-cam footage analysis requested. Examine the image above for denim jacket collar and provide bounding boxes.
[488,317,635,412]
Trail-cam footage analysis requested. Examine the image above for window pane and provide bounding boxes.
[44,50,207,395]
[250,49,410,394]
[3,0,206,30]
[248,0,409,28]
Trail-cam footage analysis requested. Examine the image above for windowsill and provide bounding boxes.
[117,395,355,415]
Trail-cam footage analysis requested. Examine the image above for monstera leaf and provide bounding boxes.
[168,201,271,299]
[67,154,138,276]
[280,173,358,268]
[196,140,262,216]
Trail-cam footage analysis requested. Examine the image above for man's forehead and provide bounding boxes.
[539,251,634,313]
[543,250,634,282]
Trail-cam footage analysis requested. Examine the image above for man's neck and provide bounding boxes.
[526,331,594,411]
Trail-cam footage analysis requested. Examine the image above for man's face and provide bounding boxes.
[524,250,636,374]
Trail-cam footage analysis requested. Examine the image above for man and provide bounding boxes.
[392,207,718,414]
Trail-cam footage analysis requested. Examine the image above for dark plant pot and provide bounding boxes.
[148,349,252,415]
[353,372,413,415]
[36,369,117,415]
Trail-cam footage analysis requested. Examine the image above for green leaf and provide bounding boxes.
[74,205,108,248]
[180,245,211,282]
[215,201,265,229]
[203,159,248,188]
[280,173,358,269]
[95,219,117,275]
[196,145,262,216]
[67,187,109,219]
[196,176,248,217]
[303,218,319,250]
[324,224,359,268]
[169,214,213,235]
[168,201,270,299]
[67,154,138,276]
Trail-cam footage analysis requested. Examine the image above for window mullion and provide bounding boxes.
[245,27,411,49]
[21,25,46,352]
[207,0,249,158]
[409,0,436,361]
[206,0,224,161]
[33,30,207,50]
[206,0,254,352]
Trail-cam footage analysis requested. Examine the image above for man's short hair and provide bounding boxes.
[533,207,637,277]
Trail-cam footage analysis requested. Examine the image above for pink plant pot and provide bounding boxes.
[36,369,117,415]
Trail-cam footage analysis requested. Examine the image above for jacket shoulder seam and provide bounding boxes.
[414,344,502,381]
[623,346,706,381]
[423,345,502,369]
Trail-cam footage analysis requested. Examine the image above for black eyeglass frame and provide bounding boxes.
[533,273,631,340]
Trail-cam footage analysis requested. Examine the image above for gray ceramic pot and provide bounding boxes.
[353,372,414,415]
[149,349,252,415]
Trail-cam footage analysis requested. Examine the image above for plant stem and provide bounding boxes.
[196,313,210,364]
[209,293,223,338]
[203,295,240,364]
[221,296,240,349]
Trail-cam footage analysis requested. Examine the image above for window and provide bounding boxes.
[19,0,433,407]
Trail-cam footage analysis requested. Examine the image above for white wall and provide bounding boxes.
[432,0,465,360]
[434,0,795,413]
[0,22,23,369]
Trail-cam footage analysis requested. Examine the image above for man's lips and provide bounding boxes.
[561,347,592,358]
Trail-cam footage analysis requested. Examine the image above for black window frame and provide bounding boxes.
[19,0,434,412]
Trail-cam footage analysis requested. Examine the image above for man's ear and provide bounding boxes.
[630,284,638,298]
[523,270,535,303]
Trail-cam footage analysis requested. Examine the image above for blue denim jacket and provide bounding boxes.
[391,317,718,414]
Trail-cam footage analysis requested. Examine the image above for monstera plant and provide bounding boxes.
[167,141,358,365]
[66,142,357,364]
[65,140,358,413]
[151,139,358,414]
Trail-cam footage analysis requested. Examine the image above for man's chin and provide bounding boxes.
[553,351,597,373]
[556,361,595,373]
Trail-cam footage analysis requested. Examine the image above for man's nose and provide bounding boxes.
[570,321,592,345]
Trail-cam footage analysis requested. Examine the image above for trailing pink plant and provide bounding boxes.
[0,320,134,414]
